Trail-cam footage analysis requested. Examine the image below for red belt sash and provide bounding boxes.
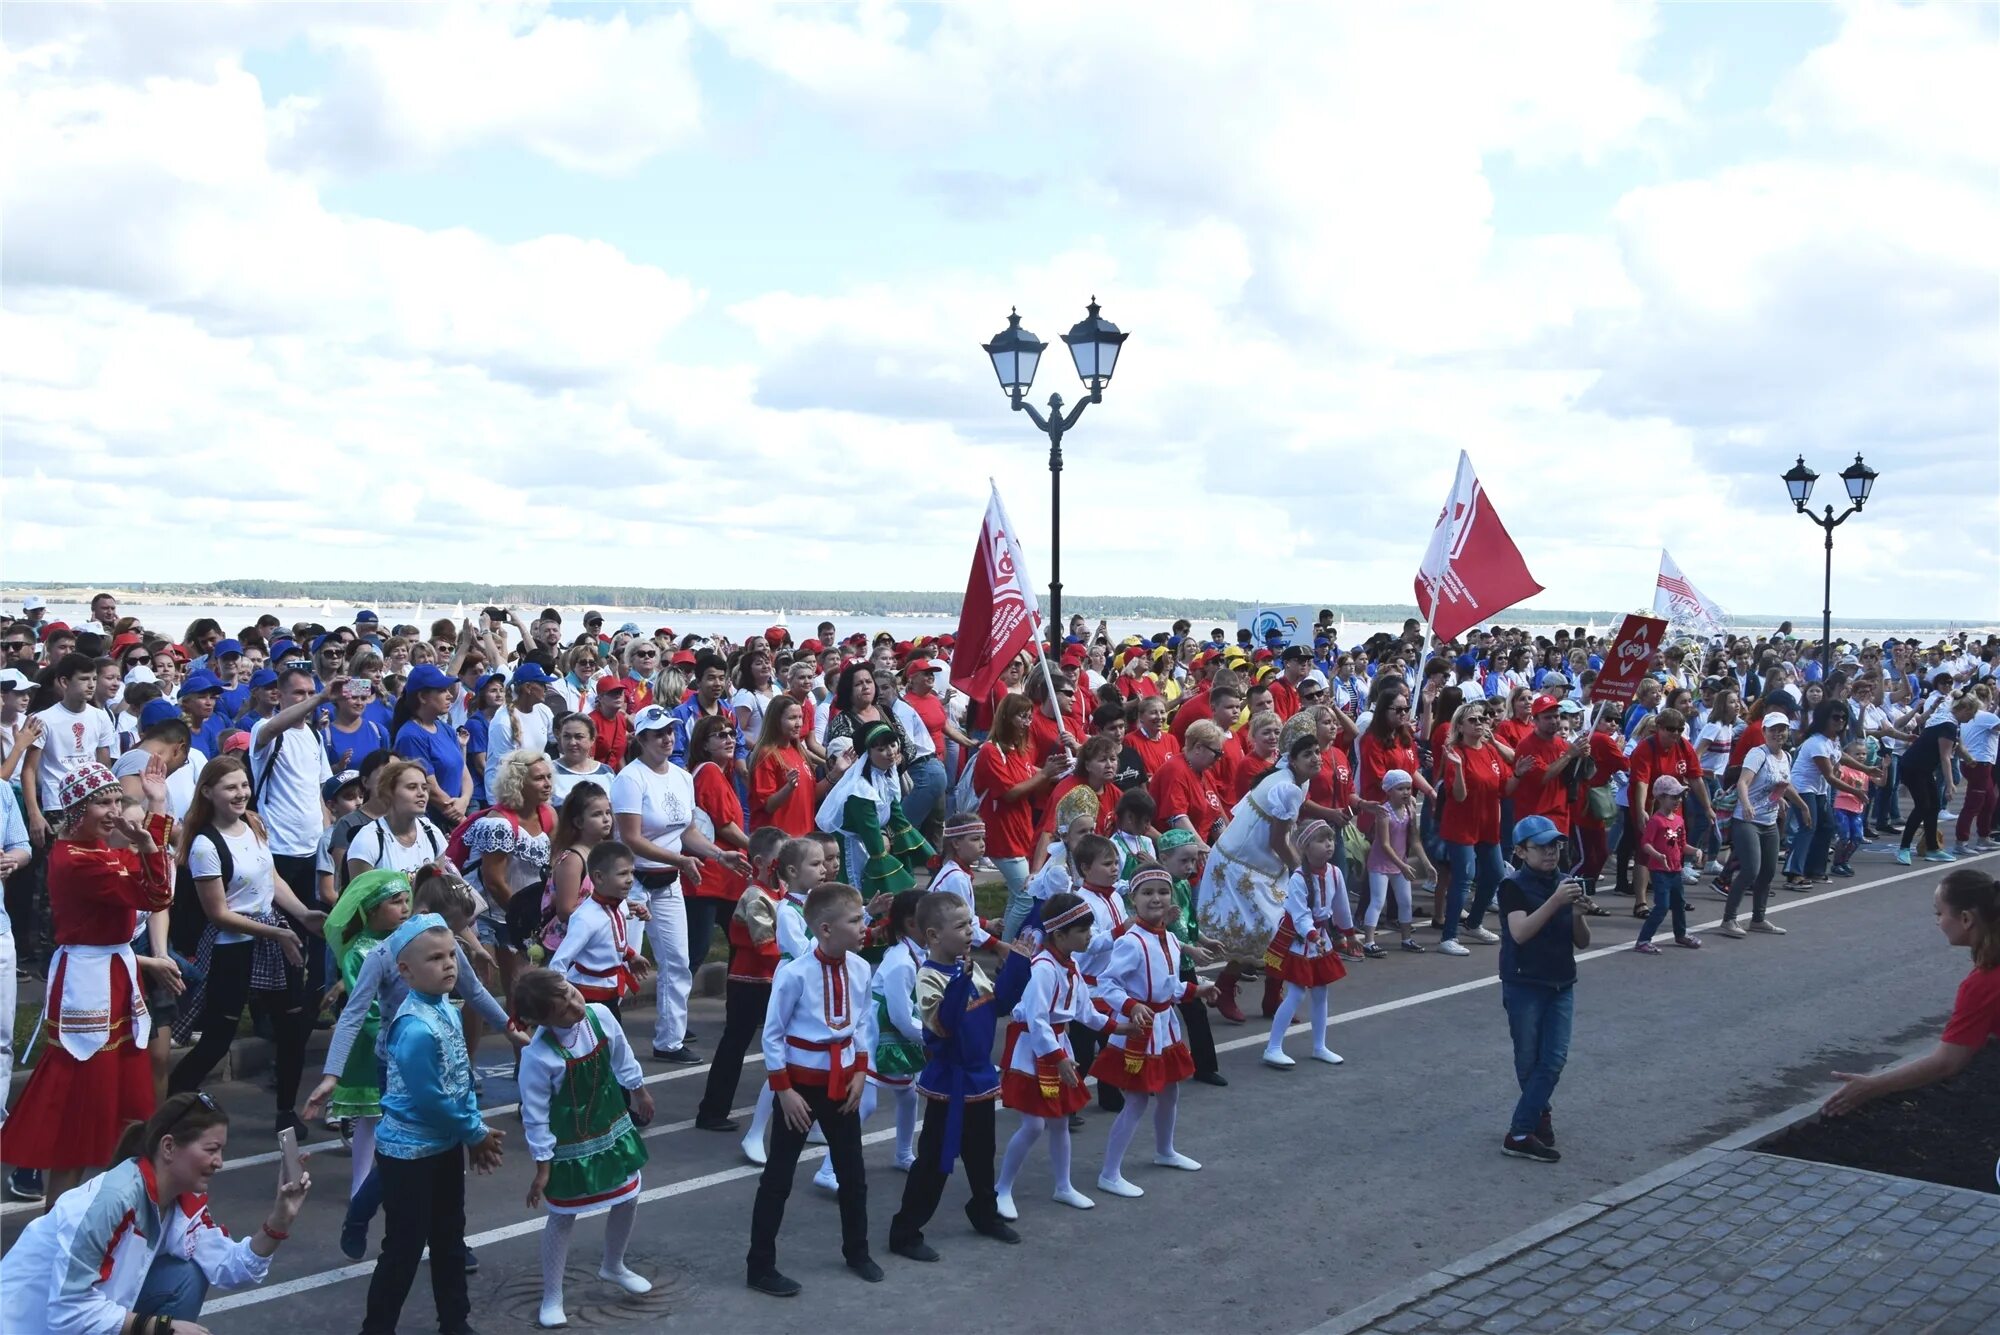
[787,1033,862,1101]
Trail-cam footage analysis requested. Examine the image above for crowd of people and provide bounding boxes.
[1,593,1997,1325]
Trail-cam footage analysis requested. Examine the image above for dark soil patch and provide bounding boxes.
[1762,1043,2000,1194]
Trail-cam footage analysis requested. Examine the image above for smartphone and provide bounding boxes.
[278,1126,303,1186]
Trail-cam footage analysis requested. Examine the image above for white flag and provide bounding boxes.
[1654,549,1726,634]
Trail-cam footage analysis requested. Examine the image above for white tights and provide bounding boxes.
[1101,1085,1181,1182]
[996,1113,1076,1198]
[1365,871,1412,931]
[540,1199,638,1304]
[348,1116,377,1201]
[1266,982,1330,1057]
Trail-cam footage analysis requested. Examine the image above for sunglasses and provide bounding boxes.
[126,656,151,666]
[1385,705,1409,714]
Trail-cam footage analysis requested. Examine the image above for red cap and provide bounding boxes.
[1531,693,1562,714]
[904,657,939,675]
[41,622,70,636]
[765,625,788,645]
[671,650,697,667]
[799,638,824,655]
[1252,648,1274,663]
[595,674,626,694]
[160,643,189,661]
[653,627,674,638]
[893,640,912,656]
[846,633,867,647]
[110,632,143,652]
[1061,645,1087,666]
[939,634,956,648]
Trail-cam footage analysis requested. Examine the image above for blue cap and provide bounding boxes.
[269,638,295,659]
[355,610,379,625]
[180,669,224,695]
[475,671,506,694]
[617,621,641,635]
[511,662,554,686]
[138,699,183,730]
[247,668,280,689]
[310,634,330,653]
[405,663,453,693]
[322,769,363,801]
[1512,815,1563,848]
[212,638,243,659]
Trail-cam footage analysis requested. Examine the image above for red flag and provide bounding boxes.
[1414,451,1545,643]
[950,482,1041,700]
[1588,614,1669,704]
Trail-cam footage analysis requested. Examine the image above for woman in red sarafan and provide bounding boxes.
[7,758,175,1206]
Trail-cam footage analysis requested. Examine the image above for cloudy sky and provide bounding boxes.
[3,1,1995,620]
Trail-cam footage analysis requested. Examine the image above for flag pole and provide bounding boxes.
[1028,618,1074,758]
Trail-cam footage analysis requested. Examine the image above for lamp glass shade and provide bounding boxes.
[982,309,1046,396]
[1782,456,1818,507]
[1840,454,1877,506]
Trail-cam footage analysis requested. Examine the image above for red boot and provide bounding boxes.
[1214,967,1247,1024]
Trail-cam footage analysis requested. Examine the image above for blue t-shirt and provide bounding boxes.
[462,714,491,806]
[364,699,396,737]
[193,713,232,760]
[326,718,390,773]
[394,719,467,799]
[219,683,252,721]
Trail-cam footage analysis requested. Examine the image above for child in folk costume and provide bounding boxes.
[889,890,1021,1262]
[740,835,832,1167]
[745,883,882,1298]
[1262,820,1351,1069]
[513,968,657,1329]
[322,870,412,1255]
[1110,788,1159,877]
[930,815,999,949]
[1199,722,1319,964]
[815,721,931,897]
[866,889,929,1171]
[4,759,175,1206]
[695,826,791,1144]
[993,893,1136,1219]
[1156,829,1228,1085]
[1023,785,1101,909]
[1066,833,1130,1115]
[1093,865,1219,1198]
[547,842,653,1011]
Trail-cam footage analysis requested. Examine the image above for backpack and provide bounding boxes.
[444,803,556,945]
[170,827,233,956]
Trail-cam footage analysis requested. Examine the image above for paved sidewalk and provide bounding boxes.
[1323,1150,2000,1334]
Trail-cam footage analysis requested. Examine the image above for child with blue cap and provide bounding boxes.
[1496,816,1590,1164]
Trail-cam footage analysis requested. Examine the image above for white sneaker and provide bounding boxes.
[1438,939,1470,956]
[1717,920,1747,939]
[1748,919,1788,935]
[995,1190,1019,1221]
[1310,1048,1345,1066]
[1153,1151,1202,1171]
[1466,926,1501,944]
[1051,1186,1096,1210]
[1096,1174,1144,1198]
[1262,1050,1296,1069]
[599,1265,652,1295]
[539,1296,568,1328]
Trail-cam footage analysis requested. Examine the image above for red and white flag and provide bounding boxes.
[1414,451,1545,643]
[1653,548,1726,635]
[950,482,1041,700]
[1589,613,1670,704]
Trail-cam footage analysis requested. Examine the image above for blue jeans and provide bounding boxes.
[135,1255,210,1320]
[902,755,948,831]
[996,857,1033,939]
[1501,981,1574,1137]
[1784,792,1835,877]
[1639,868,1688,942]
[1443,841,1503,942]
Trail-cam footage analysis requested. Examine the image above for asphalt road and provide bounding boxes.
[6,846,1987,1334]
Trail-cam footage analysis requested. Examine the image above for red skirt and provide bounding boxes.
[1273,950,1348,989]
[1090,1038,1195,1093]
[7,970,155,1170]
[1000,1067,1090,1118]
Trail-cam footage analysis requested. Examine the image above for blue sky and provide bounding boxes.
[3,2,1995,619]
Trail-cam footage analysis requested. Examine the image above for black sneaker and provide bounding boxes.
[1192,1071,1229,1087]
[651,1046,702,1065]
[1536,1109,1555,1149]
[5,1168,44,1202]
[972,1219,1021,1244]
[890,1239,940,1263]
[748,1270,802,1298]
[694,1116,739,1133]
[847,1257,885,1283]
[1501,1133,1560,1163]
[463,1247,479,1273]
[276,1110,311,1141]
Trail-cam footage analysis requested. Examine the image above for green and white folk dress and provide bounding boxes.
[814,756,932,897]
[520,1003,649,1215]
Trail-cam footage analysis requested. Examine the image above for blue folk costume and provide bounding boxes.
[814,720,931,896]
[913,958,1002,1174]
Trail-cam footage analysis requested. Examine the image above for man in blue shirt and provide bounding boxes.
[668,651,740,768]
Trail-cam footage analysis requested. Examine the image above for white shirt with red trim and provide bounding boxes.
[1006,949,1112,1075]
[547,896,643,1001]
[762,947,878,1093]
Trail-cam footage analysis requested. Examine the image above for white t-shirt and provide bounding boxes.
[483,704,554,801]
[610,761,694,871]
[250,722,331,857]
[730,686,775,742]
[111,747,205,824]
[187,824,276,945]
[890,697,936,760]
[1788,734,1842,797]
[1696,721,1740,777]
[345,816,449,875]
[31,701,117,812]
[550,760,615,805]
[1737,745,1789,826]
[1961,710,2000,765]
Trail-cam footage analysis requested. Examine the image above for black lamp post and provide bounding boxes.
[983,299,1129,648]
[1783,452,1879,677]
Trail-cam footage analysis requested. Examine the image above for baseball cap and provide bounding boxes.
[595,674,626,694]
[322,769,363,802]
[1531,693,1563,715]
[212,638,244,659]
[904,658,939,675]
[355,610,380,625]
[0,667,31,692]
[180,670,224,696]
[765,625,788,644]
[247,668,280,689]
[1556,698,1583,716]
[110,632,143,653]
[631,705,678,736]
[1302,669,1329,692]
[405,663,453,693]
[123,665,159,686]
[1762,712,1791,730]
[1512,815,1563,847]
[1652,776,1686,798]
[618,622,641,636]
[1382,768,1413,790]
[799,638,824,655]
[137,698,183,730]
[22,596,45,612]
[511,662,555,686]
[670,650,697,667]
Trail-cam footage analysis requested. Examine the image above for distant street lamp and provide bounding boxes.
[983,299,1129,645]
[1782,452,1879,677]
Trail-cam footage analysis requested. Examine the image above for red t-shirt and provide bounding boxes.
[1628,736,1700,793]
[1149,754,1225,840]
[1640,811,1686,872]
[1492,717,1532,754]
[1029,706,1072,768]
[1124,726,1181,783]
[1042,775,1116,836]
[975,743,1040,860]
[749,745,816,837]
[1941,965,2000,1048]
[1267,679,1301,722]
[1308,746,1353,810]
[903,690,947,760]
[1728,719,1766,769]
[1170,691,1215,743]
[1511,731,1572,829]
[1358,732,1418,802]
[1438,741,1507,846]
[1574,731,1629,828]
[591,707,630,771]
[691,761,749,902]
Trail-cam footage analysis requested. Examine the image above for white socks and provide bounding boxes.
[740,1085,775,1164]
[1266,982,1306,1062]
[1098,1092,1150,1196]
[893,1085,918,1167]
[540,1201,648,1327]
[348,1116,376,1201]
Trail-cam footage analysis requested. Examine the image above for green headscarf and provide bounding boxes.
[1156,828,1198,853]
[325,869,413,961]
